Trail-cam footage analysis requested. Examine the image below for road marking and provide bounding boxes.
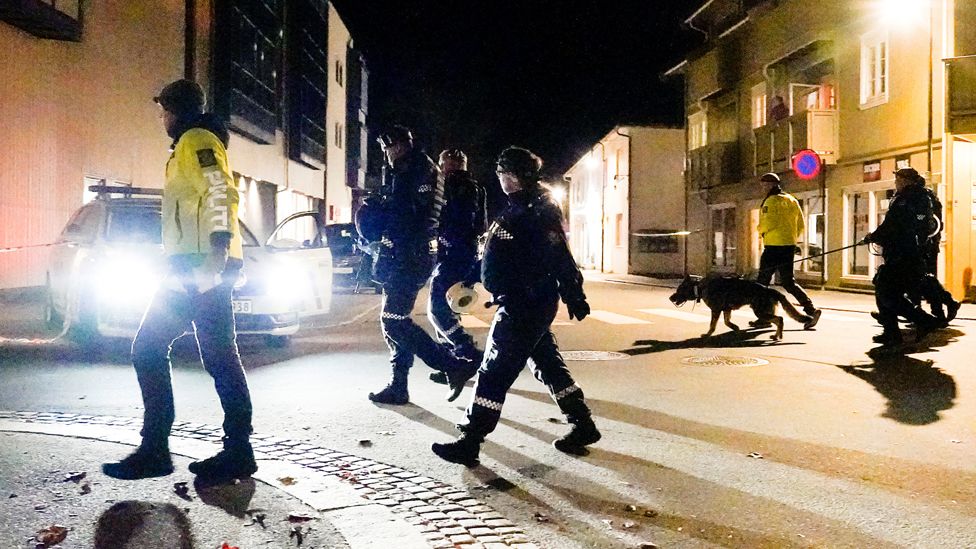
[459,315,490,328]
[586,310,653,325]
[637,308,709,323]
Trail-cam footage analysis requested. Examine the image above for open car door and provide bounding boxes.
[265,211,333,317]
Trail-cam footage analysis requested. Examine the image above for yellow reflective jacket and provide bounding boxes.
[162,127,243,261]
[757,191,803,246]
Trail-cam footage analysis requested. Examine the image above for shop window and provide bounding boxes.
[711,205,737,269]
[844,187,894,277]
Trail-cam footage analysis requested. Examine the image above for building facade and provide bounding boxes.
[0,0,362,289]
[565,126,690,277]
[670,0,976,296]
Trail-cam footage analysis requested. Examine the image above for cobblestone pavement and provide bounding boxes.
[0,410,539,549]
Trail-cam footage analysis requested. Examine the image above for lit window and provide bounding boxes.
[688,111,707,150]
[710,205,736,269]
[795,193,825,274]
[843,187,894,277]
[860,30,889,109]
[750,83,767,129]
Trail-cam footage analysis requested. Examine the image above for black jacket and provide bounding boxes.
[438,170,486,261]
[481,186,585,305]
[383,147,444,250]
[868,185,936,263]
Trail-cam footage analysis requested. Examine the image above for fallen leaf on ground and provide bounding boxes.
[358,439,372,447]
[601,519,614,528]
[951,439,962,444]
[747,452,764,459]
[79,483,91,495]
[624,504,637,513]
[639,543,659,549]
[34,525,68,547]
[547,417,565,424]
[533,512,549,523]
[63,472,86,483]
[287,513,316,523]
[278,477,297,486]
[623,521,636,529]
[289,525,305,546]
[34,504,47,511]
[8,494,16,498]
[643,509,659,518]
[377,431,395,436]
[221,543,240,549]
[173,482,192,500]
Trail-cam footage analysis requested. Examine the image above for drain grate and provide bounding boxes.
[562,350,630,361]
[681,355,769,367]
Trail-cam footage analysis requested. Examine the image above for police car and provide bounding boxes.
[45,186,333,346]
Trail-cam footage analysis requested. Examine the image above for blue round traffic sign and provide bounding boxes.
[792,149,822,180]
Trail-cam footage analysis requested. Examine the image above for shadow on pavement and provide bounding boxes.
[836,329,962,425]
[622,328,802,356]
[93,500,194,549]
[194,477,256,519]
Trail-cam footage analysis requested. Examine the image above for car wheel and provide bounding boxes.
[43,276,63,330]
[265,335,290,348]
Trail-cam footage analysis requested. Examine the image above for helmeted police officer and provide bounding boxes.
[907,170,960,325]
[427,149,486,381]
[103,79,256,481]
[431,147,600,467]
[365,126,478,405]
[864,168,942,345]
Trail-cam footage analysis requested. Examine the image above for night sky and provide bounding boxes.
[332,1,703,183]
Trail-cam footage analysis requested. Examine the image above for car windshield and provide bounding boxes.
[106,206,162,244]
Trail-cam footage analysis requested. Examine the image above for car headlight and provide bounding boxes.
[265,263,311,304]
[95,258,160,307]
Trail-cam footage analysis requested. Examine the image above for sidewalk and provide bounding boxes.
[0,411,539,549]
[583,270,976,319]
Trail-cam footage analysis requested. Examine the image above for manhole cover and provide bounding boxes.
[680,355,769,367]
[562,350,630,361]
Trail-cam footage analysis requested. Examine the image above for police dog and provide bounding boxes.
[669,275,814,341]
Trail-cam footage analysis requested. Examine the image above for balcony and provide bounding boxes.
[754,109,838,174]
[947,55,976,136]
[688,142,739,189]
[1,0,81,41]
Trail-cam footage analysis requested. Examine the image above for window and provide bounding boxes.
[844,186,894,277]
[860,30,889,108]
[285,0,328,168]
[750,83,767,129]
[334,122,343,149]
[106,206,162,244]
[335,59,344,86]
[688,111,707,150]
[795,192,825,273]
[710,205,737,269]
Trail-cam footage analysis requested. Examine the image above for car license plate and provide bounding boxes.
[232,300,252,314]
[334,267,354,274]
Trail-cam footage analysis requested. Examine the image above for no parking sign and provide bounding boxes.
[792,149,822,180]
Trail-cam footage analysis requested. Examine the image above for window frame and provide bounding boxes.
[709,202,737,271]
[859,29,890,109]
[688,111,708,151]
[750,82,768,129]
[842,181,895,279]
[792,190,827,275]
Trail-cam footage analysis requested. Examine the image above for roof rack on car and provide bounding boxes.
[88,185,163,198]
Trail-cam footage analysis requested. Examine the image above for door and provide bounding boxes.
[266,211,334,317]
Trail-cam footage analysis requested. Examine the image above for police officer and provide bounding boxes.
[863,168,942,345]
[907,169,960,325]
[366,126,478,405]
[431,147,600,467]
[103,79,255,481]
[755,172,821,328]
[427,149,486,384]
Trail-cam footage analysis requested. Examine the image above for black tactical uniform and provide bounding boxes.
[367,128,477,405]
[432,147,600,467]
[427,162,487,362]
[865,182,941,344]
[913,185,959,324]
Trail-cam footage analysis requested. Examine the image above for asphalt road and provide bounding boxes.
[2,279,976,548]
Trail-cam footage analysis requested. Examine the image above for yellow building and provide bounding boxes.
[0,0,357,289]
[669,0,976,296]
[564,126,690,277]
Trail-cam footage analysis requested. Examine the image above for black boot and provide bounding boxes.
[189,439,257,482]
[553,416,601,456]
[429,371,448,385]
[102,441,173,480]
[946,299,961,323]
[445,359,479,403]
[431,433,482,467]
[872,330,903,345]
[369,368,409,405]
[803,309,822,329]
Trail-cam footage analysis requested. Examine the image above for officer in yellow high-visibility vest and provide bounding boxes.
[756,172,821,329]
[103,79,256,482]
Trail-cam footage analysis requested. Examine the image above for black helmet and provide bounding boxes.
[154,79,205,117]
[377,125,413,148]
[496,147,542,180]
[438,148,467,164]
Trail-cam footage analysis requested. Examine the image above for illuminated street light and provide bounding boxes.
[549,185,566,205]
[877,0,929,28]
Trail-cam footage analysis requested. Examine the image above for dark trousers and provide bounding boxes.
[459,295,590,438]
[757,245,815,313]
[381,274,459,378]
[427,259,477,353]
[874,261,937,331]
[132,284,252,447]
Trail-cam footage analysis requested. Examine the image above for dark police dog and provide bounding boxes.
[669,275,814,341]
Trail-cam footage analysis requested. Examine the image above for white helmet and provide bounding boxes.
[446,282,484,314]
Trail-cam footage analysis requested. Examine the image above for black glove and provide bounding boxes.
[567,299,590,321]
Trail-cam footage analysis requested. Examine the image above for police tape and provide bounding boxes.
[631,229,703,237]
[0,242,59,254]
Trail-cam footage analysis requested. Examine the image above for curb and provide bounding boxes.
[0,411,539,549]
